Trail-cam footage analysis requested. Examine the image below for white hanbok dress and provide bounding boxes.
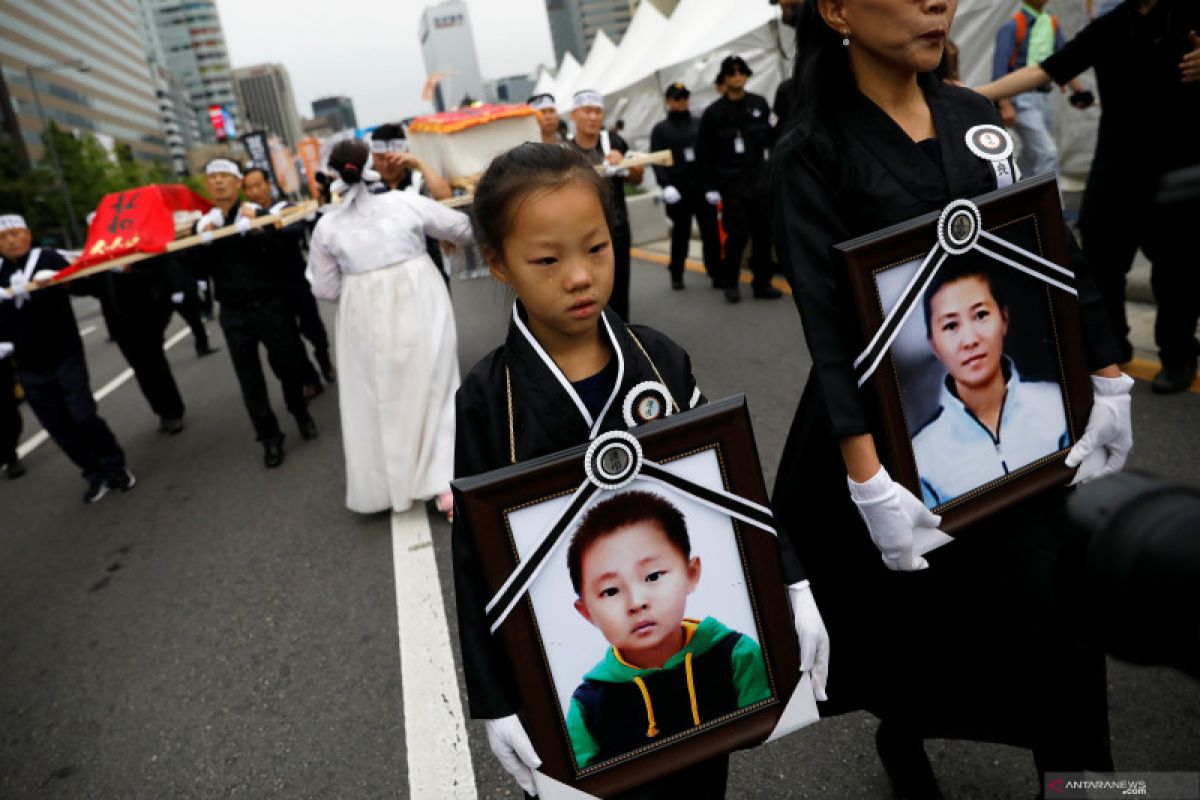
[308,185,473,513]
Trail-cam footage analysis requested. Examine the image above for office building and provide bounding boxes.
[312,96,357,132]
[231,63,303,148]
[0,1,169,165]
[419,1,485,113]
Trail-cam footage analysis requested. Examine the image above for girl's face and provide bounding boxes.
[821,0,956,76]
[927,275,1008,391]
[489,180,614,347]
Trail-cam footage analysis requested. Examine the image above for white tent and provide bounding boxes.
[532,65,555,97]
[597,2,669,96]
[548,52,582,110]
[560,30,618,112]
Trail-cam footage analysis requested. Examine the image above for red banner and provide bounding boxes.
[54,184,212,280]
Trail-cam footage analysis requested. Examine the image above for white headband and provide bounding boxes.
[572,90,604,110]
[528,95,556,111]
[369,138,409,154]
[0,214,27,232]
[206,159,242,178]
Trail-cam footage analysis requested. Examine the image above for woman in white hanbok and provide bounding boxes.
[307,140,474,513]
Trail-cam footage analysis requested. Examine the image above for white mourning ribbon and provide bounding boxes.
[852,197,1077,387]
[483,431,777,634]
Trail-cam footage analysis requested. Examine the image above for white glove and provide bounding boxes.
[197,207,225,233]
[234,215,252,235]
[485,715,541,796]
[8,271,30,303]
[0,342,14,360]
[170,292,185,305]
[33,270,57,283]
[704,190,721,206]
[197,280,208,293]
[661,185,682,205]
[847,466,942,571]
[1065,373,1134,485]
[788,580,830,701]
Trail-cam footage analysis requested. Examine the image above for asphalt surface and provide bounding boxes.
[1,259,1197,799]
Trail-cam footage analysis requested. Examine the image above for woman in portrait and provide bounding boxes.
[769,0,1133,795]
[912,260,1068,507]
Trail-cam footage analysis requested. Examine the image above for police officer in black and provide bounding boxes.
[241,167,334,396]
[191,159,316,468]
[650,82,721,289]
[697,55,783,303]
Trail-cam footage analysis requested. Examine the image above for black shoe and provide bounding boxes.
[84,479,111,504]
[671,277,684,290]
[876,722,942,800]
[1151,362,1197,395]
[752,285,783,299]
[298,417,319,441]
[107,468,137,492]
[5,458,26,480]
[158,416,185,435]
[196,344,220,358]
[263,437,285,469]
[724,284,741,303]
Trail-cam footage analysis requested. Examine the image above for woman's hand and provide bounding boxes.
[1065,372,1134,484]
[485,715,541,796]
[847,465,942,571]
[788,580,830,701]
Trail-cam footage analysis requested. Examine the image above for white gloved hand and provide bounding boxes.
[234,215,252,235]
[197,280,208,293]
[704,190,722,206]
[1065,373,1134,485]
[485,715,541,796]
[0,341,14,359]
[661,185,682,205]
[170,292,185,305]
[33,270,57,283]
[788,580,830,701]
[197,207,225,233]
[847,466,942,571]
[8,271,30,302]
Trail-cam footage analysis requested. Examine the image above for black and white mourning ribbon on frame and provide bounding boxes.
[852,197,1078,388]
[484,431,777,634]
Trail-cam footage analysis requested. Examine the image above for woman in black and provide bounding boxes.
[770,1,1132,795]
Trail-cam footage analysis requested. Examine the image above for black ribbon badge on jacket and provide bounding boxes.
[484,430,777,634]
[852,197,1078,388]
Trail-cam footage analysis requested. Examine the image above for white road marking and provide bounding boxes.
[391,507,476,799]
[15,327,193,459]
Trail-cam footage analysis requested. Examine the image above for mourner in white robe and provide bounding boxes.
[308,181,473,513]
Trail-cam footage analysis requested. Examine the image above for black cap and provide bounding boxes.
[664,82,690,100]
[719,55,753,78]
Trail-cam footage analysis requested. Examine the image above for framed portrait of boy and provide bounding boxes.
[453,397,812,798]
[836,173,1094,534]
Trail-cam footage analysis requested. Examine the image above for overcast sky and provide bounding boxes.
[215,0,556,128]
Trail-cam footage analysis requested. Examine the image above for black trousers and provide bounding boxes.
[106,308,185,421]
[665,192,721,282]
[611,233,631,322]
[1,357,21,462]
[718,188,774,290]
[172,290,211,353]
[1081,167,1200,366]
[219,298,309,442]
[19,352,125,483]
[284,280,331,383]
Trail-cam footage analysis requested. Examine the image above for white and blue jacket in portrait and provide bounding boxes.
[911,358,1069,509]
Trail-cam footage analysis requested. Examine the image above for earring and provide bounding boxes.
[842,30,850,47]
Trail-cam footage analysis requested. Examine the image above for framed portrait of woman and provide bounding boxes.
[836,174,1094,534]
[453,397,816,798]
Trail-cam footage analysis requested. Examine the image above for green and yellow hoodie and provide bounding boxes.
[565,616,770,769]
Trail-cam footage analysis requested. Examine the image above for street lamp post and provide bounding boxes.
[25,59,89,248]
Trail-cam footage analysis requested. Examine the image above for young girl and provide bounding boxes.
[452,143,829,798]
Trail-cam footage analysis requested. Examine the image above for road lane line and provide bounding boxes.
[16,327,194,459]
[391,507,476,798]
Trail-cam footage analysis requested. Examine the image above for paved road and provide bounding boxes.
[2,259,1197,799]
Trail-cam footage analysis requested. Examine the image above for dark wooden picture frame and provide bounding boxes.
[836,174,1094,534]
[453,397,801,797]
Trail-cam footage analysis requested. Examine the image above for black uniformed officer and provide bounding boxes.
[650,82,721,289]
[697,55,782,303]
[566,88,643,320]
[242,167,334,396]
[191,159,317,468]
